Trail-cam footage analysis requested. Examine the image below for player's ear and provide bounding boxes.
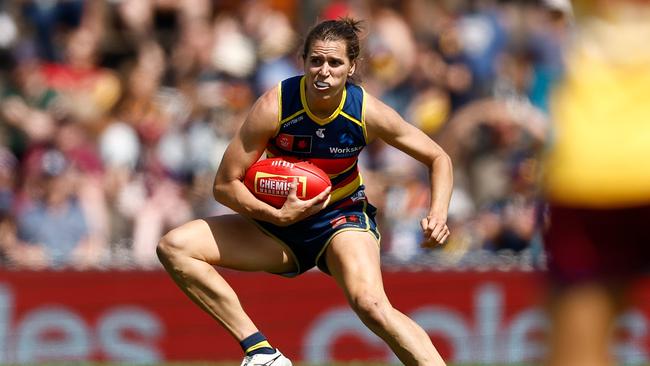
[348,61,356,77]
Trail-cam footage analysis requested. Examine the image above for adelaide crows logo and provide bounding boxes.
[275,133,312,153]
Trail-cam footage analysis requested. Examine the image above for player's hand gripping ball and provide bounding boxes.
[243,157,332,208]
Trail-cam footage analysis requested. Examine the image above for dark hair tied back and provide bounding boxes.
[302,17,363,62]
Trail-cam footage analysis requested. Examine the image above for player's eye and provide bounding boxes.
[310,57,323,66]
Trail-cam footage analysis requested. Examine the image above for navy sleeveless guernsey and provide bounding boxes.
[255,75,379,277]
[266,75,367,204]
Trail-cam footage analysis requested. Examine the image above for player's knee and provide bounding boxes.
[156,228,189,263]
[350,293,391,328]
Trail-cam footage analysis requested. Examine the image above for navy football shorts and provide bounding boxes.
[253,186,380,277]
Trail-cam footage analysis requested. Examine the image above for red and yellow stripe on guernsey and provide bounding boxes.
[330,173,362,203]
[321,159,362,203]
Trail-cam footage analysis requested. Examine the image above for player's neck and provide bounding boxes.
[306,90,343,119]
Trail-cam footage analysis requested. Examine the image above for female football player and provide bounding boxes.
[157,18,452,366]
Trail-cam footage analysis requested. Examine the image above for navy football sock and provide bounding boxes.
[240,331,275,356]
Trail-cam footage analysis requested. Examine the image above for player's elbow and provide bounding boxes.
[212,173,231,203]
[432,150,453,171]
[212,182,228,204]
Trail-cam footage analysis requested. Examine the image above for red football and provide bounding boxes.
[243,157,332,208]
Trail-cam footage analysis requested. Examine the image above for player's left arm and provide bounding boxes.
[364,94,453,247]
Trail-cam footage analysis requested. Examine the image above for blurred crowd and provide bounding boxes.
[0,0,571,270]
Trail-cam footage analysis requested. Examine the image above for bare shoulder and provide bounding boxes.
[218,85,280,182]
[250,85,279,121]
[363,91,406,142]
[258,84,280,113]
[241,85,280,135]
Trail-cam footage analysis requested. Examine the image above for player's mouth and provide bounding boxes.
[314,80,331,90]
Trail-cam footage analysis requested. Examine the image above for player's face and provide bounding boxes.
[304,39,356,101]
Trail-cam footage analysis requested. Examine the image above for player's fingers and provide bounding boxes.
[302,187,331,216]
[438,231,450,245]
[421,218,434,237]
[420,218,428,232]
[319,193,331,209]
[286,178,299,198]
[420,223,449,247]
[316,186,331,201]
[435,226,450,244]
[303,192,331,218]
[426,221,445,241]
[306,186,330,204]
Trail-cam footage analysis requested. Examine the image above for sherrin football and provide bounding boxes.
[243,157,332,208]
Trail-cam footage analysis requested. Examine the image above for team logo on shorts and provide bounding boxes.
[330,215,360,228]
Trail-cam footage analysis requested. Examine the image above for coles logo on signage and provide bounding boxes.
[2,271,650,364]
[255,173,307,198]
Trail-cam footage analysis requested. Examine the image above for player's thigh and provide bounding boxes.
[325,230,384,297]
[164,214,296,274]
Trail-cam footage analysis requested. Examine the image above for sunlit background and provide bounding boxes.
[0,0,647,365]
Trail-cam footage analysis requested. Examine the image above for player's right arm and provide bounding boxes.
[213,87,330,226]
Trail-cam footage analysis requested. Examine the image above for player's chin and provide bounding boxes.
[309,83,341,96]
[310,88,334,99]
